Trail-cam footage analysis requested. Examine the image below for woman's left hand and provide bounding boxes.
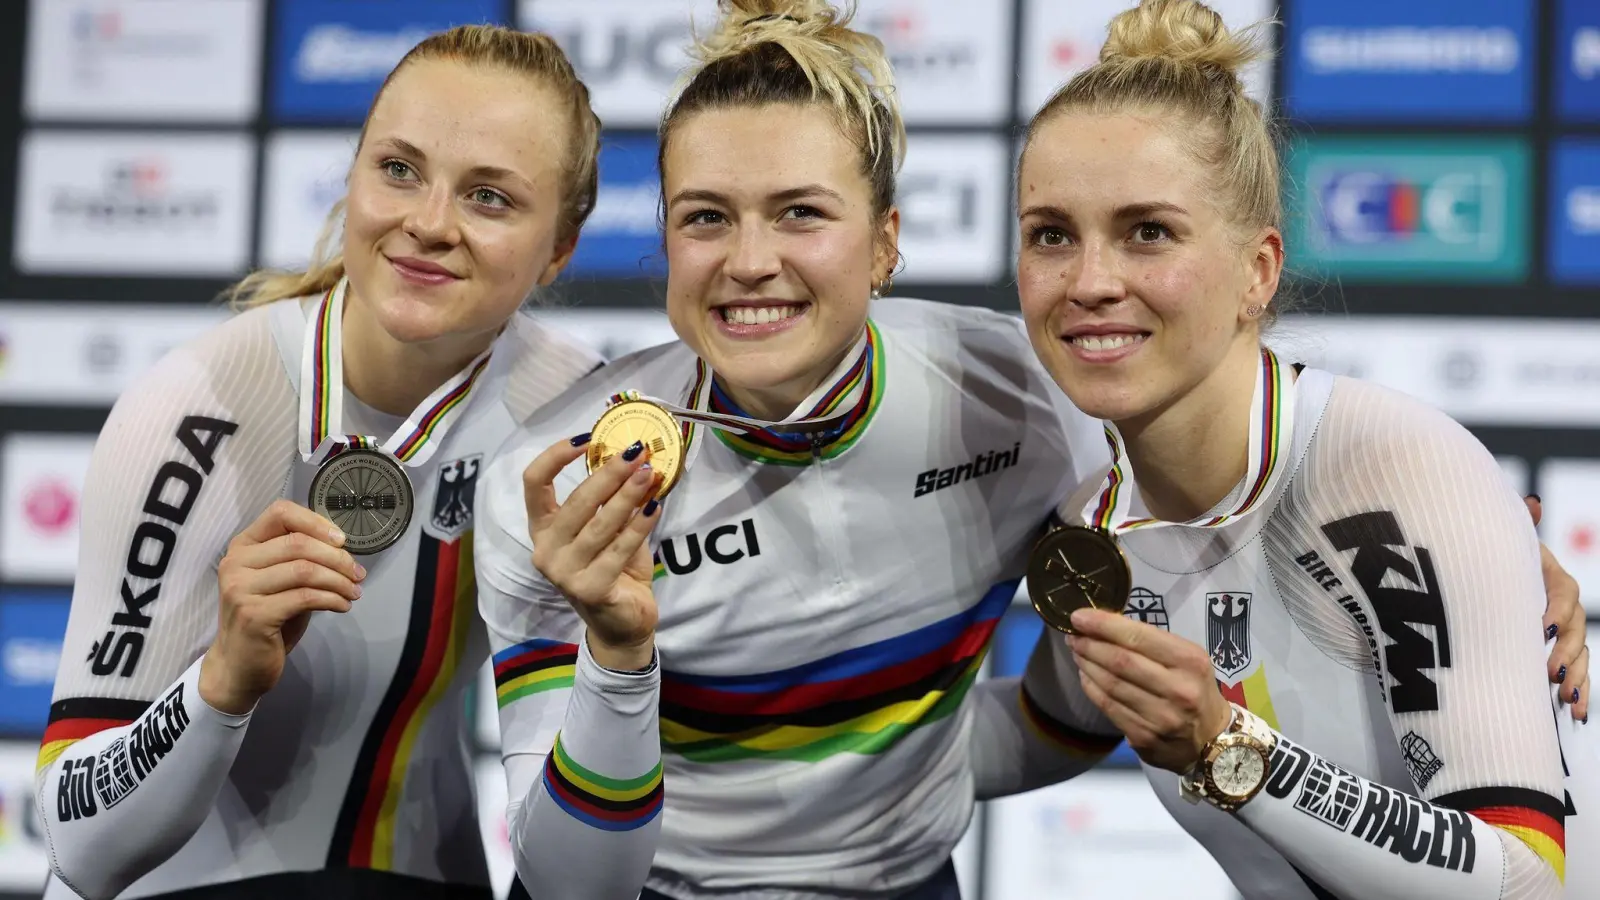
[1066,606,1234,774]
[1527,496,1590,722]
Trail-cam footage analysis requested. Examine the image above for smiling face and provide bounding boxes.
[340,57,579,347]
[1016,110,1281,425]
[661,103,898,415]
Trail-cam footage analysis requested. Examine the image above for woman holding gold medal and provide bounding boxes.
[37,25,604,900]
[1010,0,1588,897]
[475,1,1590,899]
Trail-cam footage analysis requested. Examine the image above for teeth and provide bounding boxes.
[722,305,801,326]
[1073,334,1145,351]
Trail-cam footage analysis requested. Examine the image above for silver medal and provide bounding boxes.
[308,449,414,555]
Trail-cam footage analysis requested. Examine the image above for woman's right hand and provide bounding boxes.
[200,499,366,715]
[523,435,662,671]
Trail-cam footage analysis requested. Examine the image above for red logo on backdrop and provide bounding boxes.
[1570,522,1597,556]
[23,478,77,536]
[1051,38,1087,70]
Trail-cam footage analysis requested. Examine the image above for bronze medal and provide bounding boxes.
[1027,525,1132,634]
[587,399,686,498]
[308,448,414,555]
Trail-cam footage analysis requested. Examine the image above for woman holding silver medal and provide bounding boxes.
[474,1,1590,899]
[1009,0,1589,897]
[37,24,605,900]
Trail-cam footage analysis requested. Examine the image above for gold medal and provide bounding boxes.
[1027,525,1132,634]
[587,399,685,498]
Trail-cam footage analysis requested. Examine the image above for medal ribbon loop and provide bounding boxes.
[1079,347,1297,535]
[606,327,871,438]
[297,277,494,468]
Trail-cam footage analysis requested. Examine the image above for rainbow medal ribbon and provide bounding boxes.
[585,328,870,497]
[1028,348,1297,633]
[297,277,493,554]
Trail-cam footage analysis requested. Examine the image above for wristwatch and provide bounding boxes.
[1180,703,1277,812]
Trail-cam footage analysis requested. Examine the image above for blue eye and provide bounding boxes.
[472,188,510,209]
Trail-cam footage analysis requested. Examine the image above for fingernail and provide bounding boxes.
[1547,623,1559,641]
[354,563,367,580]
[352,584,362,599]
[1574,687,1581,704]
[1529,493,1542,504]
[631,464,653,483]
[643,499,659,516]
[1559,665,1568,683]
[1584,716,1589,725]
[621,440,644,462]
[1070,608,1089,628]
[570,431,592,447]
[329,528,345,546]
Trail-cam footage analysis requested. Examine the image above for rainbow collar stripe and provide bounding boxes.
[1086,347,1294,534]
[704,321,885,466]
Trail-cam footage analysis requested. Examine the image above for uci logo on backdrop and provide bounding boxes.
[519,0,717,129]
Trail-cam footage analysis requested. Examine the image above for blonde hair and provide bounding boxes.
[224,24,601,309]
[1024,0,1281,284]
[660,0,906,222]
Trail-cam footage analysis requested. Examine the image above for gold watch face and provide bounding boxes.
[1212,743,1268,798]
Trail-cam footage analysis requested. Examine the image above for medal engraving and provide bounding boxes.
[587,399,685,498]
[1027,526,1132,634]
[308,449,414,555]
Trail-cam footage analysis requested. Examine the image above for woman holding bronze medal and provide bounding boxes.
[474,2,1594,899]
[1011,1,1585,897]
[37,25,603,900]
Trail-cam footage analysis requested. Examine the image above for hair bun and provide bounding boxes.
[693,0,841,62]
[1100,0,1264,81]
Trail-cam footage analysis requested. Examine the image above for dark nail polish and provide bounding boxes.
[1547,623,1559,641]
[569,431,591,447]
[642,499,659,517]
[1574,687,1581,704]
[1584,717,1590,725]
[1529,493,1542,504]
[1559,665,1568,683]
[622,440,644,461]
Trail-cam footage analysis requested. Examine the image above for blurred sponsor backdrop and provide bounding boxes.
[0,1,1595,897]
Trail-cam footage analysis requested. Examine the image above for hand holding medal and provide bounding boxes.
[1028,348,1296,634]
[523,431,666,673]
[1044,349,1297,774]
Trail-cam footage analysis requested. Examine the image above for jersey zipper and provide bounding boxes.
[808,435,849,588]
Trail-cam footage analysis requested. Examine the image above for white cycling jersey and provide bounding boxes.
[475,297,1123,900]
[36,286,599,900]
[1033,362,1576,899]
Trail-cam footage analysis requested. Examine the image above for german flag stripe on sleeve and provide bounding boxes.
[1018,684,1123,758]
[1434,786,1565,881]
[541,735,663,832]
[494,638,578,708]
[37,697,151,773]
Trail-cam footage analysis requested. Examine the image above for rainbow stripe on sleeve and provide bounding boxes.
[1017,684,1124,759]
[541,734,664,832]
[494,638,578,708]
